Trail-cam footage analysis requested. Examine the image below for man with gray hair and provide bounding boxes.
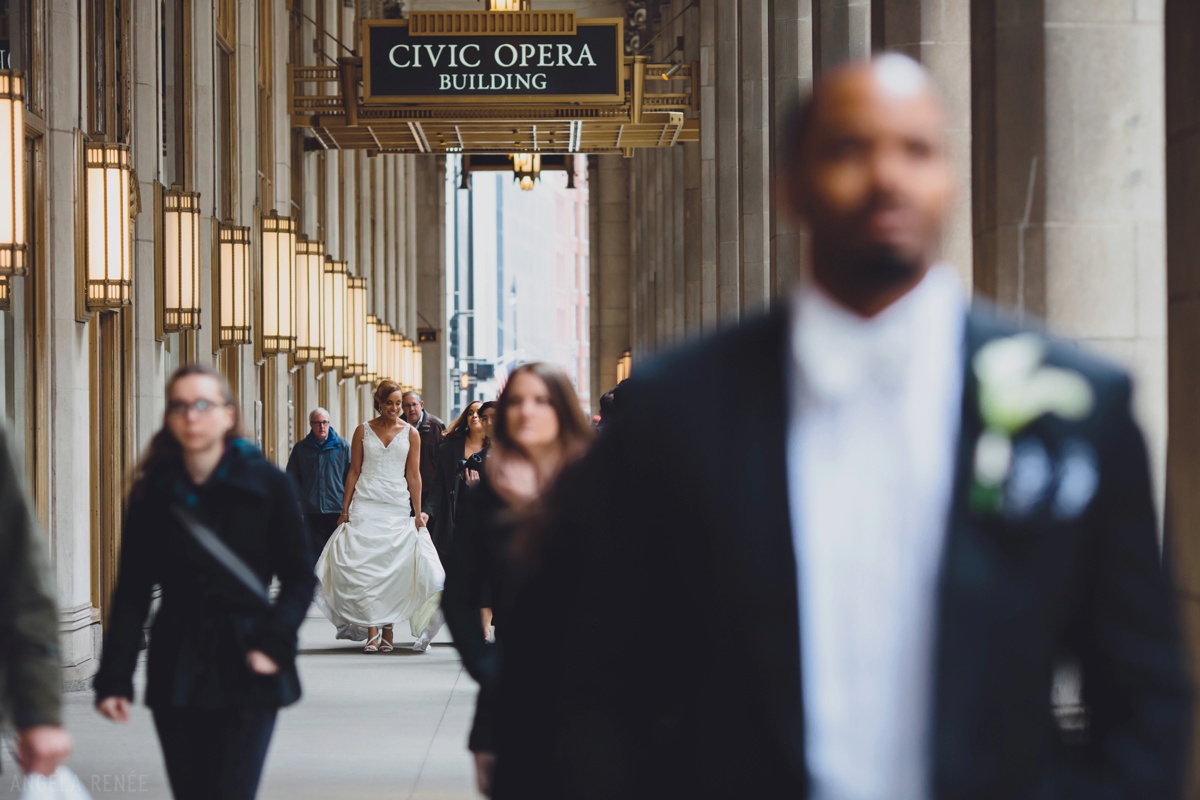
[286,407,351,555]
[402,391,445,509]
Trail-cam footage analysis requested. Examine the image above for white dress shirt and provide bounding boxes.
[787,266,966,800]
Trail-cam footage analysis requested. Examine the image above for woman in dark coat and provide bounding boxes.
[94,363,316,800]
[425,400,488,565]
[442,363,592,797]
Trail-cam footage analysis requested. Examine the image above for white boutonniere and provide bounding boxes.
[970,334,1095,515]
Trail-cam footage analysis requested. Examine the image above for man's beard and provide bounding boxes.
[850,246,924,288]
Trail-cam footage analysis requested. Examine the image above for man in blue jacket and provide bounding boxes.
[286,407,351,556]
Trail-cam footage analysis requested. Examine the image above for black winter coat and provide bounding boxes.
[93,440,317,710]
[426,436,485,563]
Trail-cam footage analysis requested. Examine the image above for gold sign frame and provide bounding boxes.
[361,16,626,106]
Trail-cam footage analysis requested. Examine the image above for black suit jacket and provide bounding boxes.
[493,303,1191,800]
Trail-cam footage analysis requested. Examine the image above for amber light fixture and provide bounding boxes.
[616,349,632,383]
[322,258,349,372]
[294,237,325,364]
[0,72,25,276]
[511,152,541,191]
[260,211,297,355]
[412,344,424,394]
[345,275,368,378]
[401,337,416,392]
[390,331,404,389]
[0,275,10,312]
[483,0,531,9]
[363,314,380,385]
[216,222,252,347]
[84,141,133,309]
[159,184,202,335]
[375,321,394,383]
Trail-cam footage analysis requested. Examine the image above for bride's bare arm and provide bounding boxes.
[340,426,365,522]
[406,425,424,523]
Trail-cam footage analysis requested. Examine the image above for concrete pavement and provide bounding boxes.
[3,611,479,799]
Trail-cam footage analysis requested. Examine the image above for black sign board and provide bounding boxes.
[363,19,624,104]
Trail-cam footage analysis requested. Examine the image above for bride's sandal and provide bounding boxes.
[380,625,394,653]
[364,629,382,654]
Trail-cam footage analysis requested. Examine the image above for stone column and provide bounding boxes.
[590,154,631,394]
[715,0,741,323]
[699,0,719,330]
[741,0,773,313]
[1165,0,1200,787]
[771,0,815,296]
[879,0,973,289]
[973,0,1168,505]
[815,0,872,69]
[682,0,703,334]
[45,0,96,683]
[415,156,447,415]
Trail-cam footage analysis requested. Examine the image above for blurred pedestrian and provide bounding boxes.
[94,363,316,800]
[442,363,592,798]
[0,426,71,778]
[479,401,498,441]
[315,380,444,653]
[426,401,489,566]
[595,389,615,430]
[495,54,1191,799]
[285,407,350,556]
[403,391,446,510]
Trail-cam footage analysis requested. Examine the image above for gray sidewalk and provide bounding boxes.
[4,612,478,799]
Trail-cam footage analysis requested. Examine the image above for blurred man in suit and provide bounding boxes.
[493,54,1191,800]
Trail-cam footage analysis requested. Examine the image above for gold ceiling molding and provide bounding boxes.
[289,57,697,157]
[407,11,576,36]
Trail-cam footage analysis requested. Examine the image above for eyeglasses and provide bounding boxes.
[310,420,331,426]
[167,399,230,416]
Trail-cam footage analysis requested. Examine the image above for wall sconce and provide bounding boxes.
[413,345,423,394]
[511,152,541,191]
[363,314,380,385]
[617,348,632,383]
[322,258,349,372]
[260,211,296,356]
[0,72,25,276]
[82,140,133,312]
[215,222,252,348]
[345,275,368,378]
[0,275,10,312]
[157,184,202,338]
[401,337,415,391]
[294,237,325,365]
[390,331,404,389]
[376,322,394,383]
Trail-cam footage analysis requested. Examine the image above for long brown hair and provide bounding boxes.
[444,400,486,442]
[129,363,242,501]
[493,363,593,561]
[493,362,592,458]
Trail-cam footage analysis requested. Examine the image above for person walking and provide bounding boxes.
[442,364,592,798]
[0,425,72,778]
[94,363,316,800]
[315,379,444,653]
[425,401,489,566]
[285,407,351,557]
[493,54,1191,799]
[403,391,446,510]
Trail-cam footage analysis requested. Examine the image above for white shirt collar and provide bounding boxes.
[791,265,965,403]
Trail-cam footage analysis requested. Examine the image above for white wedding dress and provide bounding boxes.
[314,422,445,647]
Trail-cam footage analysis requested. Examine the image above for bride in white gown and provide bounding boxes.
[315,380,445,653]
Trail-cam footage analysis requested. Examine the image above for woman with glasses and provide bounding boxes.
[94,364,316,800]
[314,379,445,653]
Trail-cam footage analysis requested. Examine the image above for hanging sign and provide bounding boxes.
[363,18,624,104]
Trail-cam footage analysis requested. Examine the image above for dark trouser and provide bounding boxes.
[306,512,342,556]
[152,707,278,800]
